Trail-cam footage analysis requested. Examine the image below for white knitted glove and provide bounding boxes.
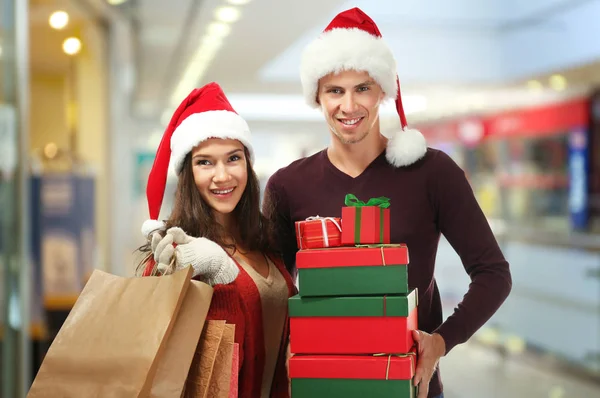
[150,227,239,286]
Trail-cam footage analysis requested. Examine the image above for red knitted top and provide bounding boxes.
[144,254,296,397]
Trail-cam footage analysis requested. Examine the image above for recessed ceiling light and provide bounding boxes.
[227,0,251,5]
[62,37,82,55]
[43,143,58,159]
[49,11,69,30]
[207,22,231,38]
[107,0,128,5]
[549,74,567,91]
[215,7,240,23]
[526,80,543,91]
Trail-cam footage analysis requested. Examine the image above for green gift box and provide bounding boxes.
[297,245,409,297]
[290,354,417,398]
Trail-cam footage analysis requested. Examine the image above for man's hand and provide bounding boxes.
[412,330,446,398]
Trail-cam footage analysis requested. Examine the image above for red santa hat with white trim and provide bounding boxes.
[300,7,427,167]
[141,82,253,238]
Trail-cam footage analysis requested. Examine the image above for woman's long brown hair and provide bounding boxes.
[135,147,277,275]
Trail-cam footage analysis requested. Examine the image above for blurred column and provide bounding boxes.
[0,0,31,396]
[107,15,137,276]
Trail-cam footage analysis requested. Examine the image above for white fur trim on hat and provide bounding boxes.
[386,127,428,167]
[141,219,166,238]
[170,110,254,174]
[300,28,397,108]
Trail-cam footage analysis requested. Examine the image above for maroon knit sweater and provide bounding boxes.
[263,148,512,398]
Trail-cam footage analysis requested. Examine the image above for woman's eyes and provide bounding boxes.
[195,155,241,166]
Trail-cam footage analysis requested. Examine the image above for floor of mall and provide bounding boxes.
[442,341,600,398]
[1,0,600,397]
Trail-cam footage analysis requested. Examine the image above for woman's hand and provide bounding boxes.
[151,227,239,285]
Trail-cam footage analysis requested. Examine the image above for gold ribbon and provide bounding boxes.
[354,243,403,267]
[372,352,417,380]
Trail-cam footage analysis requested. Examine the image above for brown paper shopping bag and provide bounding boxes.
[183,321,236,398]
[150,279,214,398]
[206,323,235,397]
[28,266,193,398]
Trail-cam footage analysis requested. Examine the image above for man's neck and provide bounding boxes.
[327,131,387,178]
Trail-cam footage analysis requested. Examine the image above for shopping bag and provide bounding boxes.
[150,278,214,397]
[207,323,235,397]
[229,343,240,398]
[183,321,236,398]
[27,266,193,398]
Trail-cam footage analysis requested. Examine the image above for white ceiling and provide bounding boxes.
[126,0,600,125]
[32,0,599,126]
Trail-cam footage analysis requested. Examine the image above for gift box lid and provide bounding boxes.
[289,352,416,380]
[289,289,417,317]
[296,245,409,269]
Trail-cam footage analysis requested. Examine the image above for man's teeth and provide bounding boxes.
[339,117,362,125]
[213,188,234,194]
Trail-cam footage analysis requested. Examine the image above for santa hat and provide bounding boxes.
[300,7,427,167]
[141,82,253,237]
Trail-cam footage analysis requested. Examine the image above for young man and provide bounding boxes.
[262,7,512,398]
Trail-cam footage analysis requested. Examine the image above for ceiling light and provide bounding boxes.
[107,0,128,5]
[207,22,231,38]
[43,143,58,159]
[49,11,69,30]
[0,45,3,58]
[526,80,543,91]
[226,0,252,5]
[215,7,240,23]
[549,74,567,91]
[62,37,81,55]
[201,35,224,53]
[504,335,526,354]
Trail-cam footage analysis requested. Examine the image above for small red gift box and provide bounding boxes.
[341,194,390,245]
[295,216,342,250]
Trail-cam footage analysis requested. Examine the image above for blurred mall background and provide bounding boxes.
[0,0,600,396]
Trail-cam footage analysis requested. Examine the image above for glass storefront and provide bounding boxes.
[0,0,32,396]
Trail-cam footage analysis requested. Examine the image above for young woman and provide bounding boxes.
[137,82,295,398]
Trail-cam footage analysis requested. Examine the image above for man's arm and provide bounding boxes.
[431,151,512,354]
[263,171,299,278]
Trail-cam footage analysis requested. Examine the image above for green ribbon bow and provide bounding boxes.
[344,194,391,209]
[344,194,390,243]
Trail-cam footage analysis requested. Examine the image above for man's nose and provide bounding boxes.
[340,92,359,113]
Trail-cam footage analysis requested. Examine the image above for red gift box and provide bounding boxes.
[289,290,418,354]
[289,351,416,380]
[341,195,390,245]
[295,216,342,250]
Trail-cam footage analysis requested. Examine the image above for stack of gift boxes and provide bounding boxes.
[288,194,419,398]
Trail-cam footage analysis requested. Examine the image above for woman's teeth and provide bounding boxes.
[212,188,234,194]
